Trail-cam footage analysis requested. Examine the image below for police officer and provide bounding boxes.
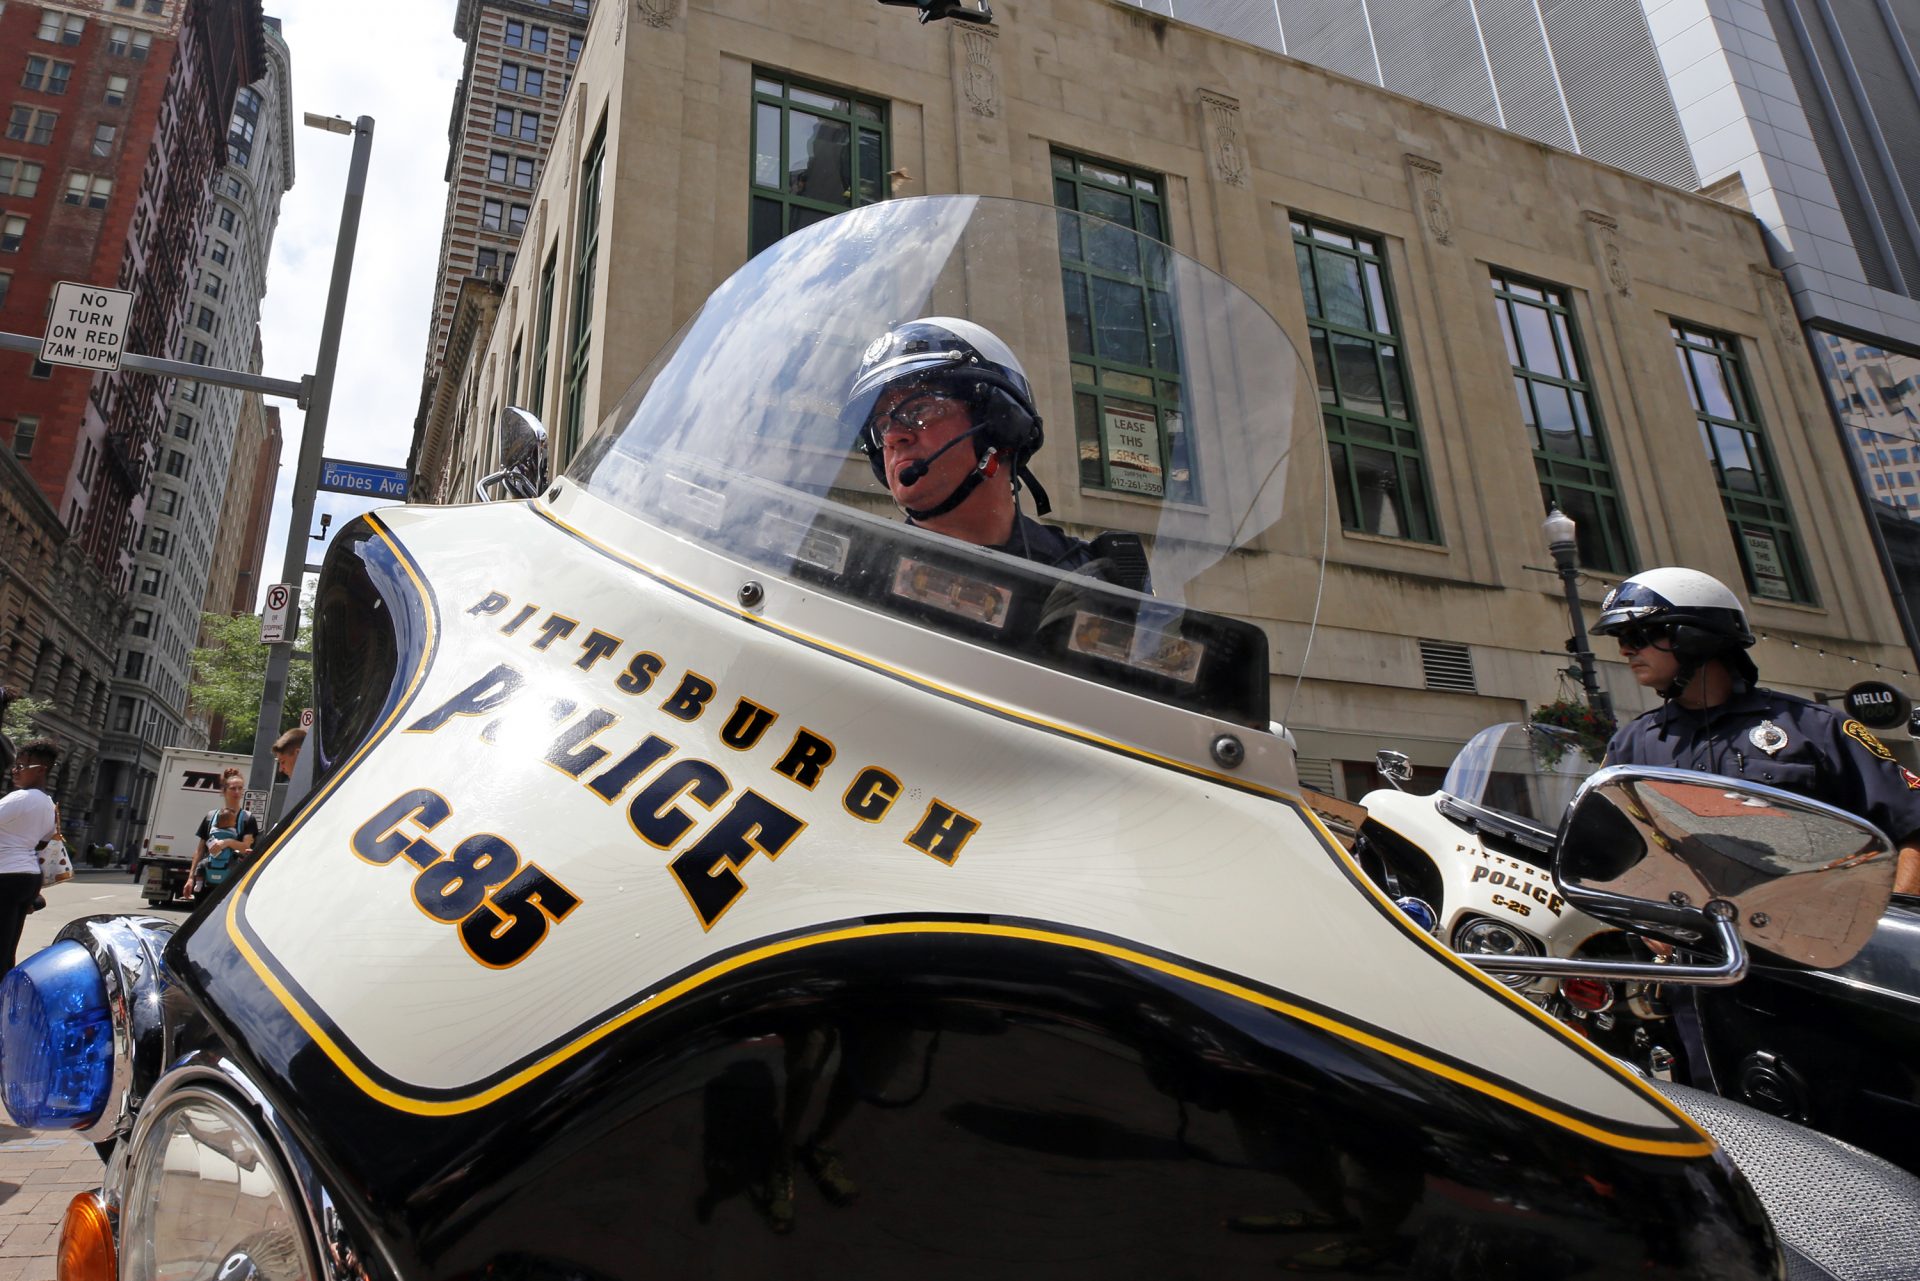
[847,317,1102,573]
[1592,567,1920,896]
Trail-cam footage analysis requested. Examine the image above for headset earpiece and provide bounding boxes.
[1667,625,1719,659]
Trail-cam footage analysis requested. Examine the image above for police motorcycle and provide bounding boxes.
[1354,724,1675,1070]
[1358,720,1920,1177]
[6,196,1920,1280]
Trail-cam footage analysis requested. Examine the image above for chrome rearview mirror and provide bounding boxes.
[476,406,549,502]
[1457,765,1895,986]
[1375,750,1412,789]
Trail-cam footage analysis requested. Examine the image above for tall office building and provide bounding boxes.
[202,376,281,621]
[92,13,291,849]
[422,0,590,389]
[1635,0,1920,653]
[1118,0,1704,190]
[0,0,265,835]
[1110,0,1920,658]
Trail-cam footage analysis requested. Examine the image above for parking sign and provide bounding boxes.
[261,583,294,644]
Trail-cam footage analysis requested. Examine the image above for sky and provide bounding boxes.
[251,0,466,608]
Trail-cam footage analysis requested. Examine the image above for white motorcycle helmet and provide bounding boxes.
[1592,567,1759,689]
[846,316,1049,521]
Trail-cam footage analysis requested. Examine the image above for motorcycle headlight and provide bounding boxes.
[1453,915,1542,988]
[0,941,113,1128]
[120,1089,319,1281]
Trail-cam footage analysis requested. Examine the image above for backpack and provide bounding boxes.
[203,807,251,886]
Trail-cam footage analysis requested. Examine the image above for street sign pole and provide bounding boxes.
[248,115,375,820]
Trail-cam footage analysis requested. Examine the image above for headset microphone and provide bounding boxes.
[898,424,990,487]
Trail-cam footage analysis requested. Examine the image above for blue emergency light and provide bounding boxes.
[0,941,113,1128]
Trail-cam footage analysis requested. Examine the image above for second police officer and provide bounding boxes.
[1592,566,1920,897]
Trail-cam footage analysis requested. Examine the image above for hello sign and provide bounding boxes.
[1844,681,1910,730]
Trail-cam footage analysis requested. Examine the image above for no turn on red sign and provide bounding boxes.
[40,281,134,371]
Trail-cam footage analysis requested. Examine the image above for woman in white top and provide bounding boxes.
[0,739,59,973]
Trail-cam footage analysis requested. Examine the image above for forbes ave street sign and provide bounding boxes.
[318,457,409,499]
[40,281,133,371]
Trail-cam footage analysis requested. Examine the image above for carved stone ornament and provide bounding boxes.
[635,0,674,30]
[1583,210,1629,296]
[1754,266,1803,347]
[1405,155,1451,245]
[1200,91,1246,189]
[958,26,998,118]
[1604,242,1631,296]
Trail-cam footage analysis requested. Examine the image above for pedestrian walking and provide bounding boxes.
[0,738,60,972]
[188,768,258,896]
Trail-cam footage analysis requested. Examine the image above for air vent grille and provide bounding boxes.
[1420,639,1478,692]
[1295,756,1337,794]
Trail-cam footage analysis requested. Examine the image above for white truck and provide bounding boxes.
[139,746,260,905]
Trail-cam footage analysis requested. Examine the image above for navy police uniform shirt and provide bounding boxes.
[1605,685,1920,845]
[909,513,1099,572]
[992,515,1096,574]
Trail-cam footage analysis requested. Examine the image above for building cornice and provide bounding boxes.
[262,23,296,192]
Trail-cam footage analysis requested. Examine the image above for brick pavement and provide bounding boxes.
[0,1124,100,1280]
[0,866,187,1279]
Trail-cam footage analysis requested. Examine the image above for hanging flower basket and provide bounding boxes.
[1529,697,1616,768]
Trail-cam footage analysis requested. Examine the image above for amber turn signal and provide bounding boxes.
[57,1192,114,1281]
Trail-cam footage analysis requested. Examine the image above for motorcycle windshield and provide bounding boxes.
[1442,722,1599,831]
[566,196,1314,727]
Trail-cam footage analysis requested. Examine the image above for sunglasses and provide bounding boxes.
[1614,624,1678,652]
[876,392,967,435]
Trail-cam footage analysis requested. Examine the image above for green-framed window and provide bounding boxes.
[750,71,887,257]
[1292,216,1435,542]
[530,248,556,416]
[562,121,606,459]
[1672,323,1813,604]
[1491,271,1631,572]
[1052,151,1191,501]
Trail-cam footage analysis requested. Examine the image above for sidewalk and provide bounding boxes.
[0,865,185,1278]
[0,1125,100,1279]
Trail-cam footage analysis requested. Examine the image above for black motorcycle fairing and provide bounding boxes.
[1352,819,1444,910]
[1680,901,1920,1175]
[169,920,1780,1279]
[1650,1080,1920,1281]
[310,515,432,784]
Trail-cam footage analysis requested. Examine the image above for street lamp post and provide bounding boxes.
[1544,505,1613,719]
[246,114,374,818]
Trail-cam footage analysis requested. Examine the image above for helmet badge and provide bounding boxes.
[862,334,892,366]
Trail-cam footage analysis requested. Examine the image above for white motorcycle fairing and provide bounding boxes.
[213,489,1698,1146]
[1361,786,1616,991]
[155,198,1782,1276]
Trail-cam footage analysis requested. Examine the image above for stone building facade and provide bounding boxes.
[0,448,120,836]
[422,0,591,387]
[1,0,263,832]
[1,0,188,558]
[203,389,280,619]
[419,0,1915,792]
[91,14,289,847]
